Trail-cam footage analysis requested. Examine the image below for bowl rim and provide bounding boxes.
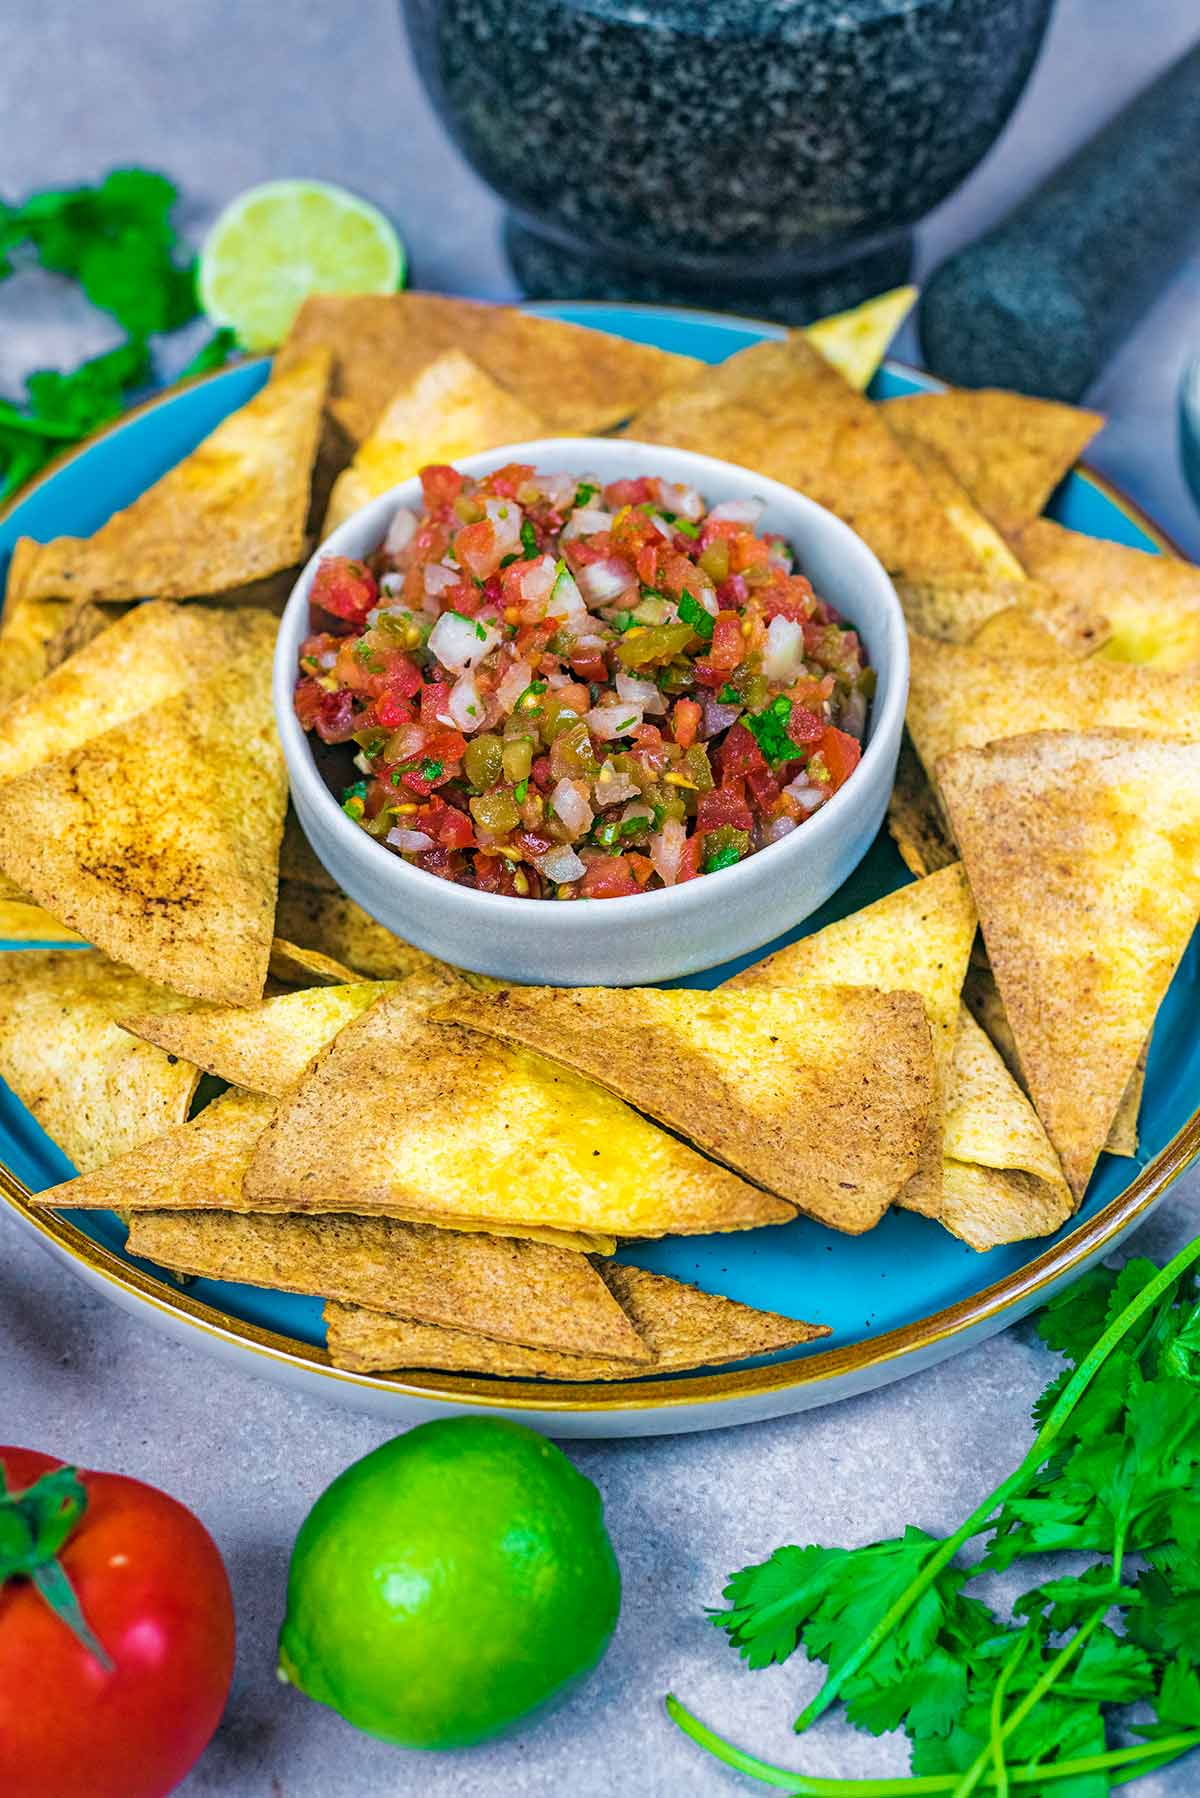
[273,435,909,928]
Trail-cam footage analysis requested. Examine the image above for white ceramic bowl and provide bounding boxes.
[274,439,908,985]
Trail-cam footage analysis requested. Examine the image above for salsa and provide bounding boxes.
[294,463,873,900]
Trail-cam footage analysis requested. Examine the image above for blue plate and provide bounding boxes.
[2,304,1197,1437]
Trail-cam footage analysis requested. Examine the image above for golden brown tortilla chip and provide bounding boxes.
[125,1209,649,1361]
[1010,517,1200,674]
[247,973,792,1238]
[938,731,1200,1200]
[970,601,1110,662]
[906,635,1200,785]
[0,949,199,1171]
[122,982,387,1096]
[278,808,337,891]
[895,574,1106,659]
[0,584,75,705]
[268,938,361,988]
[887,432,1028,581]
[323,349,546,534]
[324,1260,828,1379]
[277,292,700,442]
[881,389,1103,532]
[273,881,435,981]
[434,982,936,1233]
[805,286,915,390]
[887,734,957,878]
[0,624,286,1005]
[626,334,983,579]
[0,901,84,943]
[11,351,330,603]
[45,598,126,668]
[726,865,976,1217]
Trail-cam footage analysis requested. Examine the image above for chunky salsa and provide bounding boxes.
[294,463,873,899]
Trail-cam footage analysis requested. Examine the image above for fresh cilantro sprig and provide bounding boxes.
[669,1234,1200,1794]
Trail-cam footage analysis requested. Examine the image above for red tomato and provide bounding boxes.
[817,725,862,791]
[717,721,767,779]
[709,611,744,671]
[579,854,639,899]
[696,784,754,834]
[419,464,463,508]
[310,555,377,624]
[674,835,704,883]
[671,698,702,750]
[0,1447,234,1798]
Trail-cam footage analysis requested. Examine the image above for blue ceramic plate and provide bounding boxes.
[2,304,1197,1438]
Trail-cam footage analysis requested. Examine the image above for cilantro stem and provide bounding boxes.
[794,1233,1200,1736]
[667,1695,1200,1793]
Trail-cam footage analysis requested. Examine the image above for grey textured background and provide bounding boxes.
[3,3,1200,1793]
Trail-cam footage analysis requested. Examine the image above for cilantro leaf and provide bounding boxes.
[744,695,798,766]
[677,592,713,641]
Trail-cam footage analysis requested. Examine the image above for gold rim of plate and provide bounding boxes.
[0,325,1195,1417]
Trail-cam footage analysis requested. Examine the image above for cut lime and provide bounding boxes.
[198,180,405,351]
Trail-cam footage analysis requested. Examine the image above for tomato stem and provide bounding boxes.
[0,1464,113,1670]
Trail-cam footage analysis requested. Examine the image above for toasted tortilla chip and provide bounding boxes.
[126,1209,648,1360]
[11,352,330,604]
[0,949,198,1171]
[805,286,915,390]
[0,603,260,787]
[906,635,1200,785]
[247,973,791,1238]
[938,731,1200,1200]
[277,293,700,443]
[324,1260,828,1379]
[268,938,360,987]
[941,1007,1073,1250]
[0,901,84,943]
[0,586,75,704]
[726,865,976,1216]
[0,627,286,1004]
[881,389,1103,532]
[1010,517,1200,674]
[894,574,1031,644]
[122,982,386,1096]
[896,574,1106,659]
[278,808,337,891]
[626,334,982,579]
[887,432,1027,581]
[887,735,957,878]
[434,983,935,1233]
[273,882,434,980]
[970,601,1110,662]
[323,349,546,534]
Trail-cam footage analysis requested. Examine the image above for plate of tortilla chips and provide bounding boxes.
[0,291,1197,1438]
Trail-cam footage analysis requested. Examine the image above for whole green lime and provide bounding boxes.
[277,1417,621,1749]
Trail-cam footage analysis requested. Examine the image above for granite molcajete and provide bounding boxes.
[401,0,1055,318]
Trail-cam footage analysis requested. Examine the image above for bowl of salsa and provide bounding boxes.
[274,439,908,985]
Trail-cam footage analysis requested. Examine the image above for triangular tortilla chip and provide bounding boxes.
[881,389,1103,532]
[726,865,976,1216]
[247,973,792,1238]
[0,602,261,787]
[324,1260,829,1379]
[122,982,388,1096]
[626,333,983,579]
[805,286,915,390]
[0,949,198,1171]
[46,599,122,667]
[323,349,546,534]
[0,627,286,1004]
[277,292,700,442]
[278,808,337,891]
[0,900,83,942]
[906,635,1200,784]
[887,734,957,879]
[938,731,1200,1200]
[886,431,1028,581]
[970,602,1110,662]
[0,584,74,705]
[1010,517,1200,674]
[125,1209,649,1361]
[895,575,1106,658]
[941,1007,1073,1250]
[36,1084,611,1253]
[434,983,936,1233]
[268,938,361,988]
[11,351,330,603]
[273,882,436,981]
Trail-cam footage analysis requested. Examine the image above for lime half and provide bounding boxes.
[198,179,405,351]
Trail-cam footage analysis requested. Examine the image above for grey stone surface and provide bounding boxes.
[2,3,1200,1793]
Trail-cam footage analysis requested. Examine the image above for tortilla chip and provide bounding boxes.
[125,1209,649,1360]
[247,973,792,1238]
[895,574,1106,660]
[11,351,330,603]
[0,602,260,787]
[0,901,84,943]
[881,389,1103,532]
[887,432,1028,581]
[122,982,387,1097]
[0,585,75,704]
[0,949,199,1171]
[726,865,976,1217]
[323,349,546,534]
[626,334,983,579]
[324,1260,828,1379]
[805,286,916,390]
[268,938,361,987]
[0,625,286,1004]
[277,293,701,443]
[434,983,936,1233]
[906,635,1200,784]
[940,1007,1073,1250]
[1010,517,1200,674]
[887,734,957,878]
[273,881,435,980]
[970,602,1110,662]
[278,807,337,891]
[938,731,1200,1200]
